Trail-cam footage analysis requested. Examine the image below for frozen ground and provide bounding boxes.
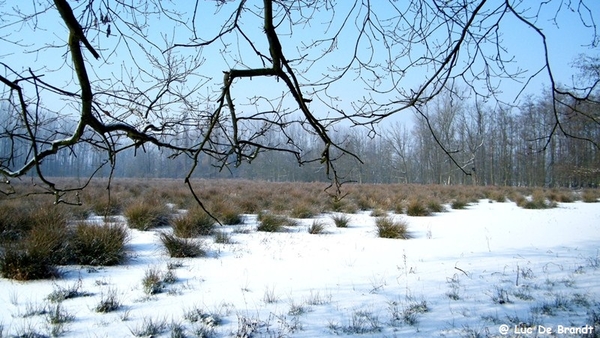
[1,199,599,337]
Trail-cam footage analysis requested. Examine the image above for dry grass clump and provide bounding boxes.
[0,243,60,280]
[515,189,557,209]
[213,202,244,225]
[426,199,446,213]
[160,233,206,258]
[70,222,130,265]
[485,188,507,202]
[307,220,327,234]
[290,202,318,219]
[0,199,132,280]
[331,214,350,228]
[375,216,410,239]
[405,200,431,216]
[547,189,575,203]
[257,212,297,232]
[582,189,599,203]
[124,199,171,231]
[327,197,358,214]
[450,198,469,210]
[172,207,215,237]
[370,208,387,217]
[0,206,69,280]
[0,201,36,243]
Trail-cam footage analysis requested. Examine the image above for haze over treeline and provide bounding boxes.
[3,91,597,188]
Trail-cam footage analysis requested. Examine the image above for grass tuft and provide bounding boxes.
[95,288,121,313]
[142,267,164,295]
[307,220,327,234]
[70,222,129,265]
[405,200,431,216]
[331,214,350,228]
[582,189,599,203]
[257,212,293,232]
[160,233,206,258]
[172,207,215,237]
[130,316,168,337]
[213,231,235,244]
[124,200,171,231]
[375,216,409,239]
[451,198,469,210]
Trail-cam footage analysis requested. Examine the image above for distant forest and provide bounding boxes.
[3,92,598,187]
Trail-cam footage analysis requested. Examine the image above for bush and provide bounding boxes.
[375,217,409,239]
[124,200,171,231]
[70,222,130,265]
[331,214,350,228]
[405,200,430,216]
[172,207,215,237]
[160,233,206,258]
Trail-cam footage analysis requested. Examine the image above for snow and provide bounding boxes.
[1,200,599,337]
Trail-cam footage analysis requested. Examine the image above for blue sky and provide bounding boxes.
[2,0,598,129]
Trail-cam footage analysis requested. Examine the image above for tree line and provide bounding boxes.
[5,90,597,188]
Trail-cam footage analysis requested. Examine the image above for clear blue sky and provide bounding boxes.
[2,1,598,128]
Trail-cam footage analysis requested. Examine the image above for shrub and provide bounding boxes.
[405,200,430,216]
[308,220,326,234]
[375,217,409,239]
[331,214,350,228]
[124,200,171,231]
[70,222,130,265]
[172,207,215,237]
[160,233,206,258]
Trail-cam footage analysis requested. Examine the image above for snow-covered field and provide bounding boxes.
[1,199,599,337]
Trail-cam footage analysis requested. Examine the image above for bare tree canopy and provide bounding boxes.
[1,0,598,201]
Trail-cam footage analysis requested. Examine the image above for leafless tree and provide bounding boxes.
[0,0,598,203]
